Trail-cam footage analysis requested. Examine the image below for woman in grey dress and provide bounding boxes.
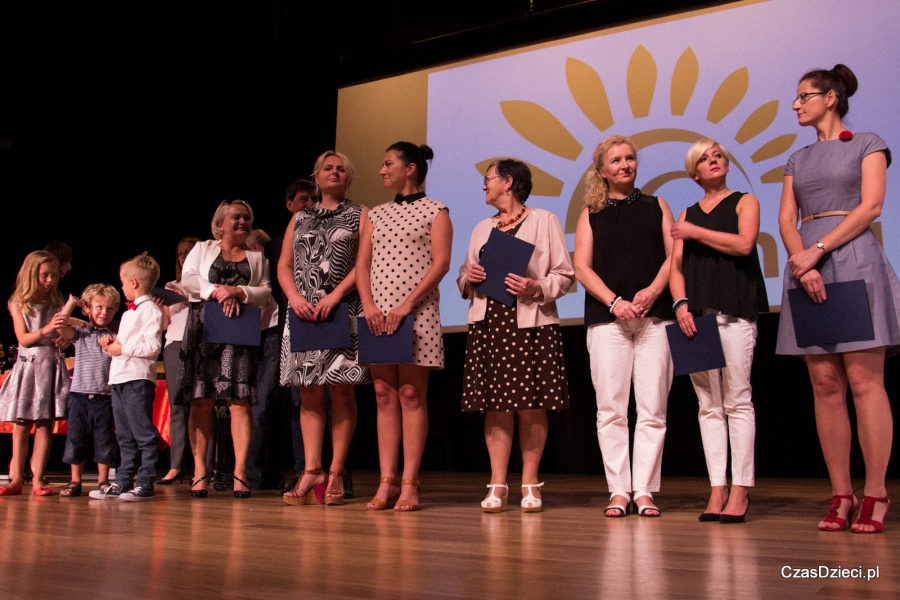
[777,64,897,533]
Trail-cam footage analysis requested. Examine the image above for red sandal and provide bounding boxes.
[851,495,890,534]
[819,494,858,532]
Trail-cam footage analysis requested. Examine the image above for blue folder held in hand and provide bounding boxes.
[787,280,875,347]
[665,314,727,376]
[288,302,352,352]
[471,228,536,307]
[151,286,188,306]
[202,301,261,347]
[356,316,414,364]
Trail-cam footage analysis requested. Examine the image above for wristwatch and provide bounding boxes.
[816,241,826,251]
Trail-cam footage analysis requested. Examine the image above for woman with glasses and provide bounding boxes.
[777,64,897,533]
[459,158,574,513]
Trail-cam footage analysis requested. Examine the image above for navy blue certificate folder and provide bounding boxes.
[356,316,414,364]
[151,286,188,306]
[202,301,261,346]
[288,302,352,352]
[665,314,727,376]
[471,228,536,307]
[787,280,875,347]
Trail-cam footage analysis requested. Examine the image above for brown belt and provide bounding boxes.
[801,210,851,223]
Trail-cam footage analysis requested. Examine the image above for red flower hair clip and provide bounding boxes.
[839,130,854,141]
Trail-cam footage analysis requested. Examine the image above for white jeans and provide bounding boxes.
[689,315,757,488]
[587,318,673,495]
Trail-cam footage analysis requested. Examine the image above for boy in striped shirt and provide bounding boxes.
[57,284,120,497]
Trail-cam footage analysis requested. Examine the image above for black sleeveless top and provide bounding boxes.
[682,192,768,321]
[584,194,674,326]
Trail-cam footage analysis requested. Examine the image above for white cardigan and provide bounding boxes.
[457,208,574,329]
[180,239,278,329]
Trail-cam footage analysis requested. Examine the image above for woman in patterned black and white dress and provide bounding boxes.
[357,142,452,511]
[279,151,371,506]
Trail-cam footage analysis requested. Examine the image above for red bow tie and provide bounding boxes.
[125,301,137,310]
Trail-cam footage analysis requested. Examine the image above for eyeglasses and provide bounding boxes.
[793,91,827,104]
[483,174,502,185]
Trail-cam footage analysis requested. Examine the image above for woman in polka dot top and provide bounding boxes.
[357,141,453,511]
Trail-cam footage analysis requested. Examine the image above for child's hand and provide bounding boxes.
[61,294,80,317]
[104,339,123,357]
[98,334,113,350]
[52,336,71,350]
[152,296,166,308]
[51,312,69,331]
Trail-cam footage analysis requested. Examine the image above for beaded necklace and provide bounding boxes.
[606,188,642,207]
[496,205,527,229]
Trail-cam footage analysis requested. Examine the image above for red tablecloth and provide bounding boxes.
[0,373,172,447]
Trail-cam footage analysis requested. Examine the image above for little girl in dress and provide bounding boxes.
[0,251,71,496]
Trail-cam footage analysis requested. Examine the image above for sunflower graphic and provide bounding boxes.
[475,46,803,282]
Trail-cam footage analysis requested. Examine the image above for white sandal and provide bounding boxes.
[605,492,631,518]
[633,492,661,517]
[481,483,508,513]
[521,482,544,513]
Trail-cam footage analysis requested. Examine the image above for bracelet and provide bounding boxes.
[609,296,622,313]
[672,297,688,312]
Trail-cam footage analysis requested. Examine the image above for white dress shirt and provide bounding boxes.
[108,294,163,385]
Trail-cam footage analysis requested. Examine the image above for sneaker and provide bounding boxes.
[119,486,155,502]
[89,482,125,499]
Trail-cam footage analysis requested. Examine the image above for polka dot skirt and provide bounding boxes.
[462,299,569,412]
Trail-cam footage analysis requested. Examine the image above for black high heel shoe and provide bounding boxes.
[190,475,209,498]
[156,472,184,486]
[720,496,751,524]
[232,476,252,499]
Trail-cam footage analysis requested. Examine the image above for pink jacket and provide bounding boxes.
[457,208,574,329]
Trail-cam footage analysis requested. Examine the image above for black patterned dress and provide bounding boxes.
[279,199,371,386]
[180,256,258,404]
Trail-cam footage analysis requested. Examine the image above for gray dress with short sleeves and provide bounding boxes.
[776,132,900,354]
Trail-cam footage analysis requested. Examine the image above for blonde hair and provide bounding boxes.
[10,251,62,316]
[211,200,254,240]
[584,135,638,213]
[312,150,355,188]
[120,252,161,290]
[175,236,201,282]
[80,283,121,317]
[684,138,735,183]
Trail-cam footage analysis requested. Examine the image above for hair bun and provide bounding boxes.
[419,144,434,161]
[832,64,858,98]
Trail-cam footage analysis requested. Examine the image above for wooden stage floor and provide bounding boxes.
[1,472,897,599]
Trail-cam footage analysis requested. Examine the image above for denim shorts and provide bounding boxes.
[63,392,116,465]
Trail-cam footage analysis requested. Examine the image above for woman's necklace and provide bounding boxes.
[220,244,242,261]
[606,188,641,207]
[496,205,527,229]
